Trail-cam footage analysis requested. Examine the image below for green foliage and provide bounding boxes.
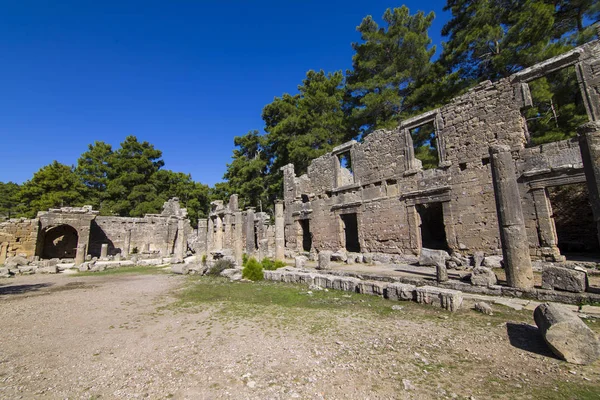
[207,259,235,277]
[19,161,87,218]
[242,253,249,267]
[0,182,21,219]
[201,254,207,266]
[242,257,263,281]
[346,6,436,136]
[261,258,286,271]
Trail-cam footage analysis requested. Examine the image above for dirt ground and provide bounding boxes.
[1,271,599,400]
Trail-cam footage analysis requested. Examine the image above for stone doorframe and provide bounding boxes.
[525,170,587,261]
[401,186,457,255]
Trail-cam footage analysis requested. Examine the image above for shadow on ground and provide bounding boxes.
[0,282,54,296]
[506,322,557,359]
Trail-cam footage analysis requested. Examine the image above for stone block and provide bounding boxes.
[473,251,485,268]
[385,283,416,301]
[313,274,329,288]
[534,303,600,365]
[294,256,307,269]
[5,256,28,268]
[415,286,463,312]
[38,266,58,274]
[171,264,189,275]
[358,281,387,297]
[470,267,498,287]
[541,265,588,293]
[474,302,493,315]
[331,276,360,292]
[331,250,347,262]
[483,255,503,269]
[418,248,450,268]
[317,251,332,270]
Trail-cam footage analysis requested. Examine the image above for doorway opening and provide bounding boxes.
[299,219,312,252]
[42,224,78,259]
[340,213,360,252]
[416,202,448,250]
[547,183,599,255]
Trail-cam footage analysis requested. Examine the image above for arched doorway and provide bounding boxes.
[42,225,79,259]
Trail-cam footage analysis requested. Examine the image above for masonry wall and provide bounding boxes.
[0,218,39,259]
[283,39,600,260]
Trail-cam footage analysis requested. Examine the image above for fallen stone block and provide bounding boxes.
[331,250,347,262]
[386,283,416,301]
[317,251,332,270]
[295,256,307,269]
[416,286,463,312]
[5,256,29,269]
[171,264,189,275]
[483,255,503,269]
[534,303,600,365]
[18,265,37,275]
[418,248,450,268]
[474,302,493,315]
[358,281,387,297]
[470,267,498,287]
[473,251,485,268]
[0,268,11,278]
[541,265,588,293]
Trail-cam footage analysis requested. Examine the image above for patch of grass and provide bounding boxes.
[73,265,166,277]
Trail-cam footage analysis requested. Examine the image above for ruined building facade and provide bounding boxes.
[281,39,600,268]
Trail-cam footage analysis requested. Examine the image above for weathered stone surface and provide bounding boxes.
[37,265,58,274]
[470,267,498,287]
[418,248,450,268]
[331,276,361,292]
[171,264,189,275]
[386,283,416,301]
[295,256,307,269]
[0,267,10,278]
[473,252,485,268]
[541,265,588,293]
[331,250,348,262]
[358,281,387,297]
[18,265,36,274]
[483,255,503,269]
[436,264,448,283]
[415,286,463,312]
[534,303,600,365]
[317,251,332,270]
[474,302,493,315]
[5,256,29,268]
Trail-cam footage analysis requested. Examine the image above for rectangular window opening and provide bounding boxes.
[523,66,587,146]
[410,121,439,169]
[337,151,354,187]
[299,219,312,252]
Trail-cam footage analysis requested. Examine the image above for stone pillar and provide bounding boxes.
[245,208,256,255]
[74,243,86,266]
[275,201,285,261]
[406,205,421,255]
[234,212,244,265]
[489,145,534,290]
[162,222,171,256]
[0,242,8,264]
[229,194,239,212]
[123,229,131,259]
[100,243,108,259]
[197,218,208,257]
[175,219,186,262]
[579,121,600,248]
[531,187,562,261]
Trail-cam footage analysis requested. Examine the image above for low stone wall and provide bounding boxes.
[0,218,39,261]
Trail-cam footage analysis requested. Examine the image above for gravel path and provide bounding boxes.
[0,272,599,399]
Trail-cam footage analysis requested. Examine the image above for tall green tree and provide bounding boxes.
[346,6,436,136]
[104,136,165,217]
[0,182,21,219]
[19,161,87,218]
[75,141,113,210]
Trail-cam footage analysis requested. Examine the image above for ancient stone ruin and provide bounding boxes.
[280,38,600,293]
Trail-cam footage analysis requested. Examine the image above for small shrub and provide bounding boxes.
[261,258,275,270]
[207,259,234,277]
[242,253,249,267]
[242,257,263,281]
[201,254,207,266]
[274,260,286,270]
[131,247,139,255]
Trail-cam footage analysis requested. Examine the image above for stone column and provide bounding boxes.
[0,242,8,264]
[162,222,171,256]
[245,208,256,255]
[100,243,108,259]
[234,212,244,265]
[406,205,421,255]
[579,121,600,248]
[123,229,131,259]
[74,243,86,266]
[175,219,186,262]
[275,201,285,261]
[197,218,208,257]
[490,145,534,290]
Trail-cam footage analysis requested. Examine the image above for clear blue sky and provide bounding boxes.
[0,1,451,186]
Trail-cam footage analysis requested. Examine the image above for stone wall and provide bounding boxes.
[282,39,600,261]
[0,218,39,261]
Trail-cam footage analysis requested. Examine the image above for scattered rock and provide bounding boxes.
[534,303,600,365]
[418,248,450,268]
[171,264,189,275]
[483,255,503,269]
[294,256,307,269]
[470,267,497,287]
[317,251,332,270]
[474,302,493,315]
[5,256,29,269]
[473,251,485,268]
[331,250,347,263]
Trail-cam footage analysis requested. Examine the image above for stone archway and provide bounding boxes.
[42,225,79,259]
